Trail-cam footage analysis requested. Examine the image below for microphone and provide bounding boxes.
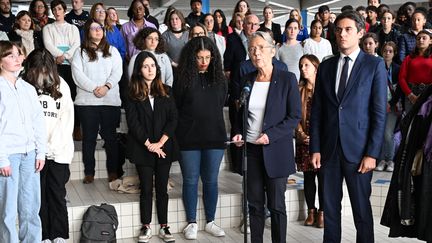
[239,81,252,107]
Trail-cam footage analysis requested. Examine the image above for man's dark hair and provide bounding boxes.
[366,6,378,14]
[190,0,202,5]
[356,6,366,12]
[335,10,365,32]
[318,5,330,14]
[341,5,354,12]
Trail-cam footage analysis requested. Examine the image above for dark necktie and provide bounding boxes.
[337,56,350,101]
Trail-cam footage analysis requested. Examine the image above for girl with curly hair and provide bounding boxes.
[174,37,227,240]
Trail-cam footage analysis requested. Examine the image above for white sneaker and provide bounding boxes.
[52,238,66,243]
[138,226,152,242]
[183,223,198,240]
[375,160,386,171]
[386,161,394,172]
[265,216,271,228]
[239,216,250,234]
[205,221,225,237]
[42,240,52,243]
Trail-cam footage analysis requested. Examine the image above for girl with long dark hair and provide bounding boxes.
[22,48,74,243]
[126,51,177,243]
[71,19,122,184]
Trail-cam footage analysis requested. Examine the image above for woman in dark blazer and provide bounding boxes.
[260,6,282,45]
[125,51,178,243]
[232,31,302,243]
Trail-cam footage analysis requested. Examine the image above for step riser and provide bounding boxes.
[66,183,389,242]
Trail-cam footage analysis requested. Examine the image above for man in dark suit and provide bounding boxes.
[310,11,387,243]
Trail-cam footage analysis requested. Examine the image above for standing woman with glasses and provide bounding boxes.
[0,40,46,243]
[231,31,301,243]
[22,48,74,243]
[174,37,227,240]
[128,27,173,86]
[126,51,177,243]
[29,0,54,31]
[71,19,122,184]
[89,2,126,61]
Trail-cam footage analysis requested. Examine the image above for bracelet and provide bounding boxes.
[104,84,111,90]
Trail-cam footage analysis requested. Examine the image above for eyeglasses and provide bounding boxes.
[146,37,159,41]
[89,26,103,31]
[196,56,212,62]
[248,45,273,53]
[192,32,205,37]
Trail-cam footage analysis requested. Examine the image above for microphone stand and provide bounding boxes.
[241,99,248,243]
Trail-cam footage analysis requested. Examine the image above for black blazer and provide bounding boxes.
[224,32,247,76]
[8,30,44,50]
[125,87,178,166]
[233,68,302,178]
[260,22,282,45]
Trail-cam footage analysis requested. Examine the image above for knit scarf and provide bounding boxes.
[15,29,35,54]
[35,15,49,27]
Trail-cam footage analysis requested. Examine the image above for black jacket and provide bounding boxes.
[125,86,178,165]
[259,22,282,45]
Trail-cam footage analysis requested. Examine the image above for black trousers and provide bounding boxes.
[303,170,323,210]
[77,105,120,176]
[40,159,70,240]
[247,143,287,243]
[136,162,171,225]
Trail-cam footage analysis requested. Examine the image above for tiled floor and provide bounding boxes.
[115,215,423,243]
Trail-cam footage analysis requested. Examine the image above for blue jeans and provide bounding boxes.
[0,150,42,243]
[180,149,224,222]
[380,111,398,161]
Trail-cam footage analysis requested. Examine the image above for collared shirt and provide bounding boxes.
[121,19,157,60]
[335,47,361,94]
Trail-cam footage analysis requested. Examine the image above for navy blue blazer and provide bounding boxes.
[230,58,288,100]
[233,68,302,178]
[310,50,387,163]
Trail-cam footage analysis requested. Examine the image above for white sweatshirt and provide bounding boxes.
[39,78,74,164]
[72,46,123,106]
[42,22,80,63]
[0,77,46,168]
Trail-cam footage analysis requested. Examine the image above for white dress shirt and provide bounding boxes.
[335,47,361,94]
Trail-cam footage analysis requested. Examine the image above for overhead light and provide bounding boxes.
[306,0,343,11]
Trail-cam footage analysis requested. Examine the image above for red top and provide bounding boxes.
[398,55,432,95]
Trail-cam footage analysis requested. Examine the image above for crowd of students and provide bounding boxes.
[0,0,431,242]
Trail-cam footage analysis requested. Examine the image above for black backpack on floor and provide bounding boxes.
[80,203,118,243]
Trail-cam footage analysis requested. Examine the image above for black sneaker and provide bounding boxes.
[159,226,175,242]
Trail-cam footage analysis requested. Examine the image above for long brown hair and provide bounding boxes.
[81,19,111,62]
[90,3,114,32]
[22,48,63,100]
[129,51,168,101]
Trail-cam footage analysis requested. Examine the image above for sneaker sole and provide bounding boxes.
[138,236,152,243]
[159,235,175,242]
